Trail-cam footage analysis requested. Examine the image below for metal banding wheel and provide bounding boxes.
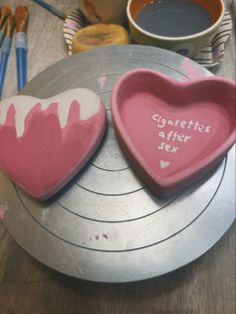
[1,45,235,283]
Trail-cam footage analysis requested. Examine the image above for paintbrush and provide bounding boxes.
[15,6,29,91]
[32,0,66,20]
[0,15,15,99]
[0,5,11,29]
[0,21,7,47]
[0,5,11,48]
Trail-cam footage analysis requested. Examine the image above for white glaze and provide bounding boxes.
[0,88,101,138]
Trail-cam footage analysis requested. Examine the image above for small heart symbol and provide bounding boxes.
[111,69,236,196]
[0,88,106,199]
[160,160,170,169]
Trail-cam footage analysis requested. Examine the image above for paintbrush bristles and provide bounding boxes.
[15,6,29,33]
[0,5,11,29]
[5,15,15,38]
[1,5,11,15]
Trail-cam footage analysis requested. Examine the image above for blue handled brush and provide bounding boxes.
[15,6,29,91]
[0,15,15,100]
[0,5,11,48]
[32,0,66,20]
[0,23,7,47]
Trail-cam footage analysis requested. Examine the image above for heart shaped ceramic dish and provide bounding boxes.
[0,88,106,199]
[111,68,236,196]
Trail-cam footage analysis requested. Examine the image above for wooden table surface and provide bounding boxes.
[0,1,235,313]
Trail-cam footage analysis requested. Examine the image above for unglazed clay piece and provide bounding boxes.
[0,88,106,199]
[111,68,236,196]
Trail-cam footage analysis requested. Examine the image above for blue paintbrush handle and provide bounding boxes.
[16,32,28,91]
[32,0,66,19]
[0,53,9,99]
[16,48,27,91]
[0,30,5,48]
[0,37,11,99]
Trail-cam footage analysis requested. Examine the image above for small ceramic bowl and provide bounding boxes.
[78,0,128,25]
[127,0,225,57]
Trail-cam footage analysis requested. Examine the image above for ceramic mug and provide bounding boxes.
[127,0,225,57]
[78,0,128,25]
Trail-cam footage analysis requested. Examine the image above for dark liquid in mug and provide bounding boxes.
[135,0,212,37]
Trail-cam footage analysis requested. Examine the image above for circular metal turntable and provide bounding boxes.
[1,45,235,283]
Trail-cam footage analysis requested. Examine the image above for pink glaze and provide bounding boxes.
[98,75,107,89]
[64,20,79,29]
[0,204,8,219]
[111,68,236,196]
[181,57,208,79]
[0,91,106,199]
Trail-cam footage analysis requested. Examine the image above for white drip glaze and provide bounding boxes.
[0,88,101,138]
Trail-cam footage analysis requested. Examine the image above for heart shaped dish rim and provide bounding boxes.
[111,68,236,196]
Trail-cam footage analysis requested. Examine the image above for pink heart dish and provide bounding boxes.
[111,68,236,197]
[0,88,106,200]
